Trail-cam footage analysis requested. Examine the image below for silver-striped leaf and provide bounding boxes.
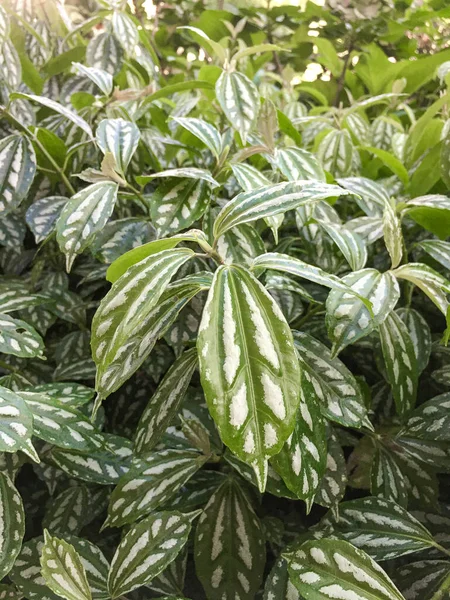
[379,311,418,417]
[417,239,450,271]
[336,176,389,216]
[42,486,89,537]
[56,182,118,271]
[25,196,68,243]
[91,248,195,399]
[275,147,326,182]
[134,348,198,454]
[213,181,351,238]
[0,213,26,248]
[0,40,21,89]
[393,262,450,316]
[321,496,437,561]
[142,168,219,189]
[0,472,25,580]
[27,383,94,407]
[150,179,211,237]
[215,71,260,144]
[96,119,140,175]
[215,224,265,267]
[317,129,355,177]
[382,200,403,268]
[111,11,139,55]
[320,222,368,271]
[346,216,384,244]
[285,539,405,600]
[40,530,91,600]
[72,63,113,97]
[194,477,266,600]
[197,265,300,492]
[171,117,222,159]
[371,446,409,507]
[396,560,450,600]
[396,308,431,373]
[403,392,450,441]
[0,584,23,599]
[0,314,44,358]
[0,5,9,43]
[0,386,37,460]
[86,32,123,75]
[313,430,347,508]
[91,218,156,264]
[293,331,370,429]
[263,557,299,600]
[0,135,36,214]
[105,449,207,528]
[63,536,109,600]
[108,510,193,598]
[326,268,400,355]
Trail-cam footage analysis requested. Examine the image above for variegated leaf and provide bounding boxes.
[172,117,222,158]
[0,386,37,460]
[63,536,109,600]
[215,71,260,143]
[9,537,61,600]
[56,182,118,271]
[417,239,450,271]
[0,213,26,248]
[396,560,450,600]
[285,539,405,600]
[0,584,23,599]
[336,176,389,216]
[275,147,326,182]
[0,314,44,358]
[320,222,367,271]
[379,311,418,417]
[86,32,123,75]
[0,472,25,580]
[111,11,139,55]
[213,182,351,238]
[0,135,36,214]
[0,5,9,43]
[371,446,409,507]
[216,224,265,267]
[105,449,207,528]
[42,486,89,536]
[383,200,403,268]
[96,119,140,175]
[40,530,91,600]
[108,510,193,598]
[263,557,299,600]
[142,168,219,188]
[326,269,400,355]
[27,383,94,407]
[322,496,437,560]
[271,374,327,511]
[317,129,355,177]
[396,308,431,373]
[347,216,384,244]
[134,348,198,454]
[19,392,102,451]
[313,430,347,508]
[25,196,68,243]
[393,262,450,316]
[91,218,156,264]
[403,392,450,441]
[194,477,266,600]
[91,248,196,399]
[150,179,211,236]
[72,63,113,97]
[0,40,21,88]
[0,283,49,313]
[197,265,300,492]
[293,331,370,429]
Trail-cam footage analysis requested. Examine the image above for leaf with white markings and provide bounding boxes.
[417,239,450,271]
[86,32,123,75]
[0,314,44,358]
[0,135,36,214]
[197,265,300,492]
[27,383,94,407]
[396,308,431,373]
[25,196,68,243]
[326,268,400,355]
[393,263,450,316]
[317,129,355,177]
[9,537,61,600]
[96,119,140,175]
[56,182,118,271]
[293,331,370,429]
[336,176,389,216]
[0,213,26,248]
[134,348,198,453]
[285,539,405,600]
[215,223,265,267]
[62,536,109,600]
[215,71,260,144]
[91,248,196,399]
[140,167,219,188]
[402,392,450,441]
[321,496,437,561]
[275,147,326,182]
[263,557,299,600]
[0,472,25,580]
[396,560,450,600]
[72,63,113,96]
[40,530,92,600]
[313,430,347,508]
[383,200,403,268]
[0,5,9,43]
[0,386,38,460]
[320,222,368,271]
[171,117,222,158]
[108,510,193,598]
[371,446,409,507]
[42,486,89,536]
[347,216,384,244]
[105,449,207,528]
[213,182,351,238]
[194,477,266,600]
[0,584,23,599]
[111,11,139,55]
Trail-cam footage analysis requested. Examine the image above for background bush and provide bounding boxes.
[1,0,450,599]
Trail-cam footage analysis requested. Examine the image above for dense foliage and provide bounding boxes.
[1,0,450,598]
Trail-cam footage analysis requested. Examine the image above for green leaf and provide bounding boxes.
[379,311,418,417]
[105,449,206,528]
[293,331,370,429]
[141,81,214,106]
[0,385,37,461]
[86,32,123,75]
[371,445,408,507]
[0,584,23,599]
[215,70,260,144]
[72,63,113,96]
[285,539,405,600]
[0,314,44,358]
[0,472,25,580]
[396,560,450,600]
[416,239,450,271]
[0,134,36,213]
[361,145,409,185]
[382,200,403,268]
[25,196,68,243]
[275,147,326,182]
[10,537,61,600]
[336,176,389,216]
[171,117,222,159]
[194,477,266,600]
[317,129,355,177]
[40,530,92,600]
[108,510,193,598]
[320,221,368,271]
[322,496,437,561]
[403,194,450,239]
[215,224,265,268]
[0,40,21,88]
[56,182,118,271]
[27,383,95,407]
[263,557,299,600]
[403,392,450,441]
[326,269,400,355]
[111,11,139,55]
[96,119,140,175]
[139,167,219,188]
[232,43,284,63]
[213,182,351,238]
[314,430,347,508]
[197,265,300,492]
[42,487,89,536]
[91,248,195,399]
[0,5,10,43]
[393,262,450,316]
[134,348,198,453]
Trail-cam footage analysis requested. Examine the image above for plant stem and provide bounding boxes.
[433,542,450,558]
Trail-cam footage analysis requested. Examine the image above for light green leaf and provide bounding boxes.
[393,262,450,316]
[215,70,260,144]
[56,181,118,272]
[40,530,92,600]
[382,200,403,268]
[86,32,123,75]
[194,477,266,600]
[232,43,283,62]
[317,129,355,177]
[275,147,326,182]
[0,472,25,580]
[171,117,222,158]
[0,313,44,358]
[285,539,405,600]
[134,348,198,454]
[111,11,139,55]
[91,248,195,399]
[0,385,37,461]
[320,221,368,271]
[379,311,418,417]
[96,119,140,175]
[179,26,226,62]
[402,194,450,239]
[105,449,207,528]
[0,134,36,213]
[336,176,389,217]
[321,496,437,561]
[72,62,113,96]
[326,269,400,355]
[197,265,300,492]
[108,510,193,598]
[361,145,409,185]
[417,239,450,271]
[140,167,219,188]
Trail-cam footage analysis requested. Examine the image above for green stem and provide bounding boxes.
[433,542,450,558]
[0,360,16,373]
